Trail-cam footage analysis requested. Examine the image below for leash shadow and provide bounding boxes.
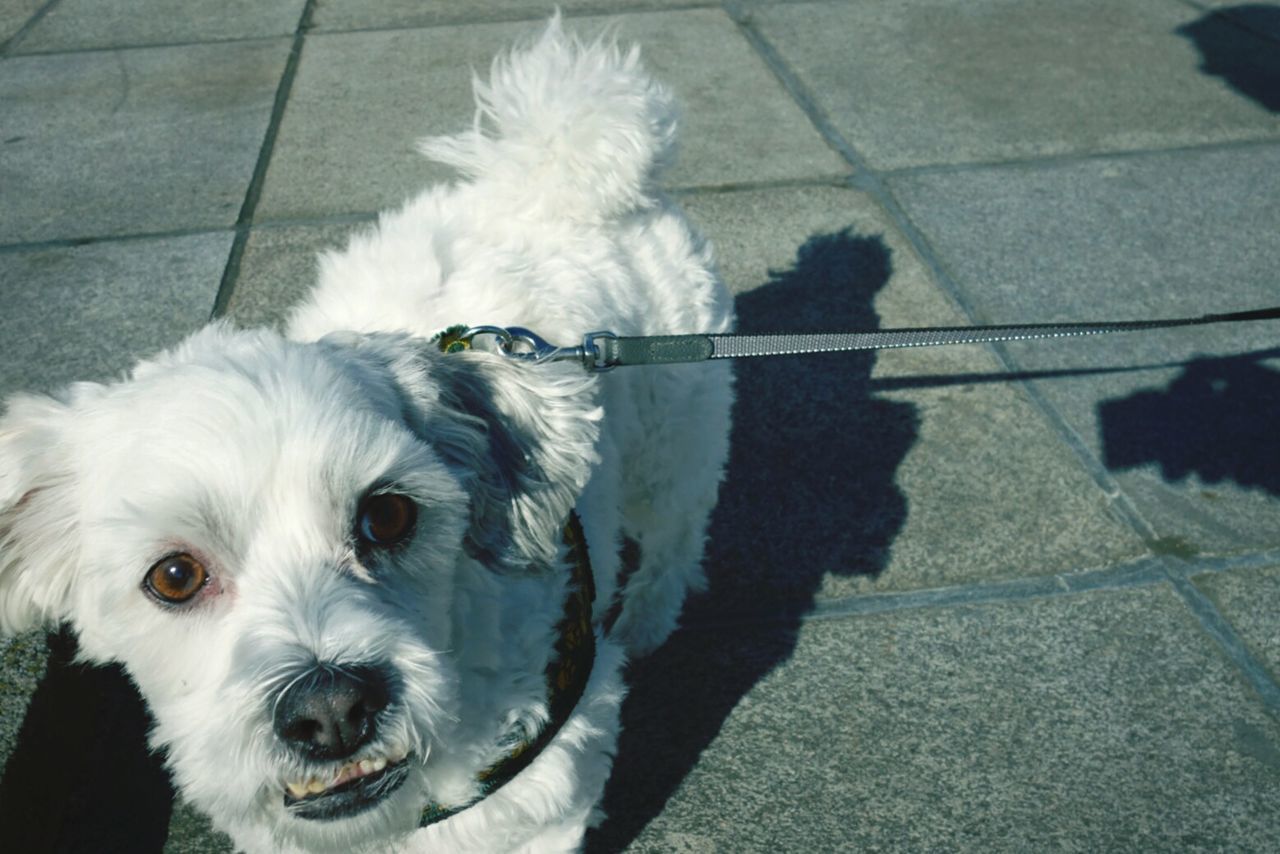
[1098,350,1280,497]
[588,230,919,850]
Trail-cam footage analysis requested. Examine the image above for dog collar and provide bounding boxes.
[416,508,596,826]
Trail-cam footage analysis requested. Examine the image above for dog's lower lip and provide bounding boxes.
[284,756,412,821]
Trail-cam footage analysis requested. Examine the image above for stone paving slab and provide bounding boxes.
[0,631,45,771]
[224,221,363,328]
[11,0,305,53]
[748,0,1280,170]
[255,10,845,220]
[1194,564,1280,681]
[593,586,1280,852]
[0,39,290,244]
[311,0,717,31]
[0,232,233,397]
[0,0,43,46]
[888,144,1280,555]
[678,185,1145,610]
[165,802,233,854]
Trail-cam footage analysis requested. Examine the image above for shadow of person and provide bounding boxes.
[1098,349,1280,496]
[587,230,919,850]
[1177,5,1280,113]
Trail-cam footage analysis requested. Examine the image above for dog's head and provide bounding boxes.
[0,323,599,849]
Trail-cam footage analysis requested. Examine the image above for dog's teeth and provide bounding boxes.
[283,752,402,800]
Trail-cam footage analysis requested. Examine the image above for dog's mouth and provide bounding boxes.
[283,749,413,821]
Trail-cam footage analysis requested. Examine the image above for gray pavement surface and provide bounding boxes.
[1,1,1277,851]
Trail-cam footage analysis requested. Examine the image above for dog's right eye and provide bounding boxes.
[356,493,417,548]
[144,553,209,604]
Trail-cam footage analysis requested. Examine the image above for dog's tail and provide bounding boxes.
[418,15,678,222]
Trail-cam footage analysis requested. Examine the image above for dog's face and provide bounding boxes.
[0,324,599,849]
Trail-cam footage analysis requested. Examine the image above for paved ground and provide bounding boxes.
[1,1,1278,851]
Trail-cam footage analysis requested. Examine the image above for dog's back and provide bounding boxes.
[288,18,735,658]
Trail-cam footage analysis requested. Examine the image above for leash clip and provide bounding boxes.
[461,326,618,372]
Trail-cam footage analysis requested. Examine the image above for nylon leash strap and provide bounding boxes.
[461,306,1280,372]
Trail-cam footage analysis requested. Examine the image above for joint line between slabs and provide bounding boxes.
[210,0,317,320]
[681,546,1280,632]
[802,557,1169,624]
[0,0,61,56]
[721,1,863,175]
[677,556,1168,632]
[1164,567,1280,716]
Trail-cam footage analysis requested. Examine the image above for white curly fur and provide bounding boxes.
[0,18,733,853]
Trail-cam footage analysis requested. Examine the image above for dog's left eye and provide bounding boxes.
[357,493,417,548]
[144,553,209,604]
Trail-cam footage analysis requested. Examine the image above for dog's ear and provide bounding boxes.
[425,348,603,571]
[319,332,601,571]
[0,389,90,634]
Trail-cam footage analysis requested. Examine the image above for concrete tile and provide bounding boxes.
[223,221,363,328]
[1194,564,1280,681]
[0,40,290,244]
[621,10,847,188]
[0,632,45,772]
[888,144,1280,555]
[165,801,234,854]
[254,26,505,220]
[749,0,1280,169]
[0,0,44,45]
[594,587,1280,851]
[256,11,845,219]
[0,233,232,398]
[311,0,713,31]
[14,0,305,53]
[677,185,1143,612]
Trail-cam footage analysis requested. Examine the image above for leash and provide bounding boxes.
[455,306,1280,373]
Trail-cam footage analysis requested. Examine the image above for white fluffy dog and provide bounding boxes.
[0,19,733,853]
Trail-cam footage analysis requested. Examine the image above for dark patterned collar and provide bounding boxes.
[418,512,596,826]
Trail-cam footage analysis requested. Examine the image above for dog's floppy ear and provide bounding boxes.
[320,332,602,571]
[0,389,88,634]
[426,348,603,570]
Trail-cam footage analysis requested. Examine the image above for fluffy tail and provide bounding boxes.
[418,16,678,221]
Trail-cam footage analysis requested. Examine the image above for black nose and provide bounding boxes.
[272,664,391,761]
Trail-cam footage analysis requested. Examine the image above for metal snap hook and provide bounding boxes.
[459,326,616,371]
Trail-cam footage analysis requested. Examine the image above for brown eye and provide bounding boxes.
[357,493,417,547]
[144,553,208,604]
